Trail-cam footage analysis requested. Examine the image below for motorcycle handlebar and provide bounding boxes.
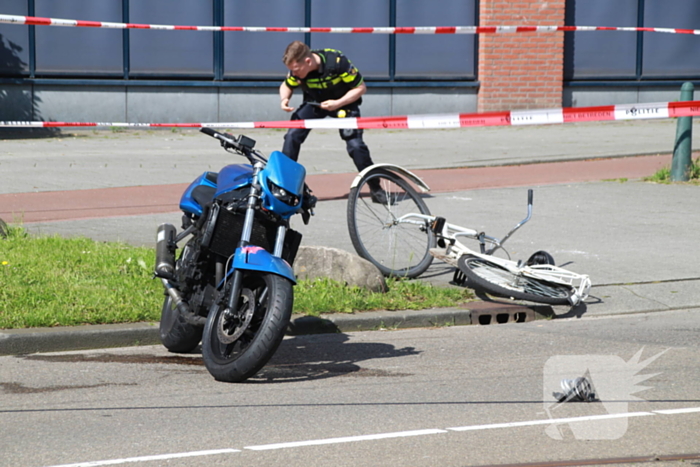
[200,127,217,137]
[200,127,238,149]
[200,128,265,166]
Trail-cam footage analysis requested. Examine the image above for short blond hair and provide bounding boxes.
[283,41,312,66]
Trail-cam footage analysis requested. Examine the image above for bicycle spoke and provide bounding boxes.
[460,255,573,305]
[348,170,435,278]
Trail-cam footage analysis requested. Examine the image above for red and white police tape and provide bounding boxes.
[2,101,700,130]
[1,13,700,35]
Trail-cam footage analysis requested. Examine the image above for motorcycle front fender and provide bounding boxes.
[223,246,296,285]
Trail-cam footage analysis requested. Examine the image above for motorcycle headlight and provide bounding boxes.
[267,180,300,207]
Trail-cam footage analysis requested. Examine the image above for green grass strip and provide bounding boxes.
[644,157,700,184]
[294,276,473,316]
[0,226,473,329]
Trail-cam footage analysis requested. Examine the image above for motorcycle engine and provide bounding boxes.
[175,240,216,317]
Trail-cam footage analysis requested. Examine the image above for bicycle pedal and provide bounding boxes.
[428,247,447,258]
[429,248,457,266]
[430,216,446,234]
[452,268,468,286]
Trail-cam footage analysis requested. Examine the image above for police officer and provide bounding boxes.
[279,41,387,204]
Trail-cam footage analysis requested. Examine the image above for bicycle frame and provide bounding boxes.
[394,211,591,306]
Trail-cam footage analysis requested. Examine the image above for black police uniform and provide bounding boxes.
[281,49,374,172]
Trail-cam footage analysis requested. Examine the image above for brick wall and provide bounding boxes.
[478,0,566,112]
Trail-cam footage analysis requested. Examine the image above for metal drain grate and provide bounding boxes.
[470,308,536,325]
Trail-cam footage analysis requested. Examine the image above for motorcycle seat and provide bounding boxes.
[190,172,219,208]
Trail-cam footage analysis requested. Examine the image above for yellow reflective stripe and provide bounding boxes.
[340,72,357,84]
[286,76,301,87]
[305,76,343,89]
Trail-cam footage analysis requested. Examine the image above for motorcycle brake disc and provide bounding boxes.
[217,288,256,344]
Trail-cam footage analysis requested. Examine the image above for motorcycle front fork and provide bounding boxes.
[226,162,262,314]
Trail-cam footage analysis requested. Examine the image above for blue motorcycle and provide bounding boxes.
[154,128,316,382]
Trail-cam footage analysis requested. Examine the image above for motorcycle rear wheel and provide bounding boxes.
[202,271,293,382]
[159,296,203,353]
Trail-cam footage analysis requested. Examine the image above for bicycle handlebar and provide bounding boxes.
[485,188,533,254]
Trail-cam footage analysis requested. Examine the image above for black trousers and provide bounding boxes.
[282,103,374,172]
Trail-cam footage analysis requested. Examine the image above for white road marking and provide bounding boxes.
[44,406,700,466]
[447,411,654,432]
[245,428,448,451]
[654,407,700,415]
[46,449,241,467]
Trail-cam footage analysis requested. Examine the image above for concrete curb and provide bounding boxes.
[0,322,161,356]
[0,301,548,356]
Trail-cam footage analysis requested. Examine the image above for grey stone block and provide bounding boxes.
[293,245,387,292]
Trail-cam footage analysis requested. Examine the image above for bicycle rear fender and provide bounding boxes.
[351,163,431,193]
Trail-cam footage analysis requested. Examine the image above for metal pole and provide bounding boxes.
[671,82,694,182]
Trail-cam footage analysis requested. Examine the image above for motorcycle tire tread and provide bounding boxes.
[202,272,293,383]
[159,296,203,354]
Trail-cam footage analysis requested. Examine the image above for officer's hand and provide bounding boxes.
[320,100,340,112]
[281,98,295,112]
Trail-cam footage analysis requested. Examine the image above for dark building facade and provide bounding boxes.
[1,0,698,122]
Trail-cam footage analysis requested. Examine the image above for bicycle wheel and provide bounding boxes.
[347,168,435,278]
[457,254,573,305]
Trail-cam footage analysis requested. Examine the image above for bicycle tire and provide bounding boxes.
[457,254,574,305]
[347,168,435,278]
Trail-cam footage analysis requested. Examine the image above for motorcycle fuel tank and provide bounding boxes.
[179,165,253,217]
[215,164,254,198]
[179,171,217,216]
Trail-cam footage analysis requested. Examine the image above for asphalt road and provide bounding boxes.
[2,309,698,467]
[2,120,699,467]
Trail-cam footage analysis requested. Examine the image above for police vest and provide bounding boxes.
[285,49,364,105]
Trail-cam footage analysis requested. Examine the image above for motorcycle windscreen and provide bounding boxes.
[266,151,306,194]
[259,151,306,217]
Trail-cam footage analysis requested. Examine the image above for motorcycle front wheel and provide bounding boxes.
[202,271,293,382]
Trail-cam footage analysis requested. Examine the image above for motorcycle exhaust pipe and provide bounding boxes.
[161,279,206,327]
[155,223,176,279]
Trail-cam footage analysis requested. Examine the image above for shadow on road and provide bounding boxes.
[14,333,421,385]
[250,333,421,384]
